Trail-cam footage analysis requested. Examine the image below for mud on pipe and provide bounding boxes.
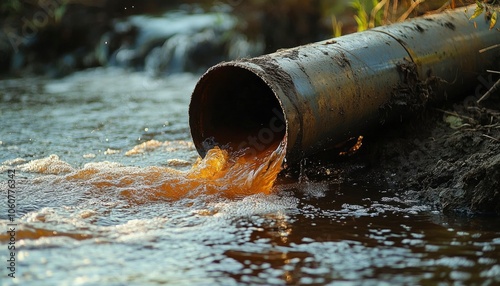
[189,5,500,164]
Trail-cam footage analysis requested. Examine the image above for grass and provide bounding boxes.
[331,0,500,36]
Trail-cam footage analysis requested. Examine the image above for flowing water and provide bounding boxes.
[1,68,500,286]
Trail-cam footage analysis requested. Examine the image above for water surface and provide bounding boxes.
[1,68,499,285]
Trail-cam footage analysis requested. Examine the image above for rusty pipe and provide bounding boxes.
[189,6,500,164]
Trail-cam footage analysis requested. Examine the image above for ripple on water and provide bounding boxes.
[1,185,299,284]
[2,160,500,285]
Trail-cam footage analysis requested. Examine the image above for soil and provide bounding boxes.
[294,93,500,216]
[370,96,500,216]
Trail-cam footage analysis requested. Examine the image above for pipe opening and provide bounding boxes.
[190,65,286,157]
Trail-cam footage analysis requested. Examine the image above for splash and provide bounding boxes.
[72,141,287,201]
[12,141,287,202]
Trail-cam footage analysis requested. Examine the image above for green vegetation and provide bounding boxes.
[350,0,383,31]
[330,0,434,36]
[469,0,500,29]
[328,0,500,36]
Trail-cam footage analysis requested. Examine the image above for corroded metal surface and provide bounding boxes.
[189,6,500,164]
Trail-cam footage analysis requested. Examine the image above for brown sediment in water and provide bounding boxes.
[60,141,287,202]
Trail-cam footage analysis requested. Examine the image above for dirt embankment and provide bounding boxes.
[373,95,500,216]
[370,58,500,216]
[298,92,500,216]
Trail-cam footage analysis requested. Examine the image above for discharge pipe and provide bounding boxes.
[189,5,500,164]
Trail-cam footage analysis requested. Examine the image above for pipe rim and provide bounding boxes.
[189,62,288,158]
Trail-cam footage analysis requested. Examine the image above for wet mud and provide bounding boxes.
[299,93,500,216]
[374,96,500,216]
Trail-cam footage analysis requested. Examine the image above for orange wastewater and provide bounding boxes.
[54,140,288,202]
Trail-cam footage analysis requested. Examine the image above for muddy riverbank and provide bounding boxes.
[297,92,500,216]
[374,95,500,215]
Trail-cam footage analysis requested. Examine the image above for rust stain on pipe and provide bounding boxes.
[189,6,500,164]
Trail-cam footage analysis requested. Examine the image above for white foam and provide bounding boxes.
[18,154,75,174]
